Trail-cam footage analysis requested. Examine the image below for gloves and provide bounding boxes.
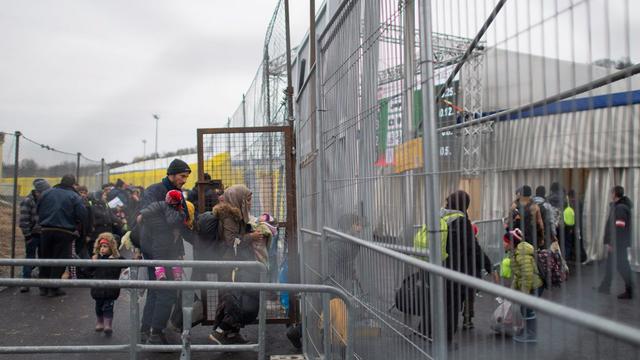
[154,266,167,280]
[172,266,184,281]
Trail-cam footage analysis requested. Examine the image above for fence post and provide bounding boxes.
[128,266,139,360]
[10,131,21,279]
[418,1,447,359]
[76,152,81,182]
[314,34,332,360]
[101,158,105,186]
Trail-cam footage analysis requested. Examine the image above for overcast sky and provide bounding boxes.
[0,0,314,164]
[1,0,637,166]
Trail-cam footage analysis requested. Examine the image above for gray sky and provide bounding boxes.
[2,0,637,166]
[0,0,313,164]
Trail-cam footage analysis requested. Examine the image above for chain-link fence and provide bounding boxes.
[296,0,640,359]
[0,131,108,279]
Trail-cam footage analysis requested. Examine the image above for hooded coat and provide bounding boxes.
[604,196,633,248]
[139,202,186,260]
[511,241,543,293]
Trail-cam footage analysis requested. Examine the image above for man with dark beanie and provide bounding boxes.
[597,186,634,299]
[510,185,544,248]
[138,158,192,345]
[37,174,87,297]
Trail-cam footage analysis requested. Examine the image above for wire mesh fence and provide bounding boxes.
[0,131,108,279]
[296,0,640,358]
[197,126,295,323]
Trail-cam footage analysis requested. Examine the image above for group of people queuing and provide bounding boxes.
[401,182,633,346]
[17,158,279,346]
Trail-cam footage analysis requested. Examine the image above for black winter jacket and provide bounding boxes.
[90,255,125,300]
[140,202,186,260]
[604,196,633,248]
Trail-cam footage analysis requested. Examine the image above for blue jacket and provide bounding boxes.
[38,185,88,231]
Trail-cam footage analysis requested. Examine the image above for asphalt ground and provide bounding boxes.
[0,260,638,360]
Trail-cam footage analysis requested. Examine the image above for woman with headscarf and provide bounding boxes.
[208,184,265,345]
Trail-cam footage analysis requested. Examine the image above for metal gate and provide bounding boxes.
[196,125,298,324]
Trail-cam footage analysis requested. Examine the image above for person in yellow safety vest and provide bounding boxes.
[413,209,465,262]
[413,190,476,342]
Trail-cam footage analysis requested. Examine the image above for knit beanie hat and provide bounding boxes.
[165,189,183,205]
[167,159,191,175]
[33,178,51,193]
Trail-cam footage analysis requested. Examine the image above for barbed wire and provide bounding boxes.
[1,130,102,163]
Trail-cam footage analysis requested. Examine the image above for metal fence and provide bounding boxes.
[196,126,298,324]
[0,131,108,279]
[0,258,354,360]
[296,0,640,359]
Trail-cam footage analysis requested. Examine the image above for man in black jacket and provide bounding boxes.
[138,158,191,344]
[37,174,88,297]
[18,178,50,292]
[597,186,634,299]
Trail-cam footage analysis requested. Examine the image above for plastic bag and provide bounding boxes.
[490,298,523,336]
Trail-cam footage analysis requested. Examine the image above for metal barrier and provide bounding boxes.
[0,259,354,360]
[320,227,640,359]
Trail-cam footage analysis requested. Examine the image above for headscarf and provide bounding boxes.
[223,184,252,224]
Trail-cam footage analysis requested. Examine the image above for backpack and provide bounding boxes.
[536,249,566,288]
[194,211,223,261]
[395,271,429,316]
[512,201,538,245]
[563,205,576,226]
[413,212,464,262]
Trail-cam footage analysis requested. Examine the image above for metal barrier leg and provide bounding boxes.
[257,272,267,360]
[321,229,332,360]
[128,266,140,360]
[180,288,194,360]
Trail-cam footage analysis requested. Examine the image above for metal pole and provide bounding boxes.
[417,1,447,358]
[435,0,507,101]
[153,115,159,158]
[76,152,81,183]
[10,131,21,279]
[257,271,267,360]
[101,158,105,186]
[314,33,331,360]
[309,0,316,66]
[180,285,194,360]
[284,0,295,126]
[128,266,139,360]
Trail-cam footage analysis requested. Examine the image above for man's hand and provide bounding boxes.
[607,244,613,253]
[492,272,500,284]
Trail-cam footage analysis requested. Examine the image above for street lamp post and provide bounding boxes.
[142,139,147,158]
[153,114,159,159]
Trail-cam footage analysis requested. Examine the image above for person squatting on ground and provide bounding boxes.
[597,186,634,300]
[90,233,125,335]
[208,184,265,345]
[37,174,88,297]
[139,189,188,345]
[18,178,51,293]
[508,227,544,343]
